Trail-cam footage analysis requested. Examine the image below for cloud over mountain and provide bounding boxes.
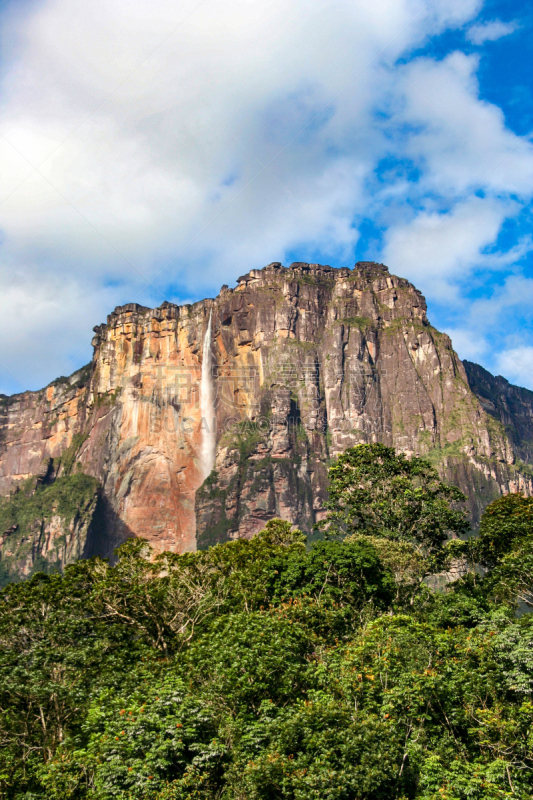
[0,0,531,390]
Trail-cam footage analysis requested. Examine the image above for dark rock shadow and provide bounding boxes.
[84,491,136,563]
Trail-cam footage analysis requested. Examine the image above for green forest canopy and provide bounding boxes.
[1,444,532,799]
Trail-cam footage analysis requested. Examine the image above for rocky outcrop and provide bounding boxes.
[463,360,533,465]
[0,472,100,587]
[0,261,531,572]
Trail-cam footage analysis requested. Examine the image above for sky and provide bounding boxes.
[0,0,532,394]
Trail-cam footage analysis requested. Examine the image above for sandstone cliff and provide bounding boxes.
[0,261,531,573]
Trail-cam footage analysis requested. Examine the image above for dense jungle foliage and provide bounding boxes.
[1,444,532,799]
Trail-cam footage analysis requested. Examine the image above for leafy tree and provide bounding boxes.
[45,676,225,800]
[184,611,314,713]
[267,538,394,611]
[346,534,429,606]
[473,494,533,607]
[320,443,469,555]
[422,577,497,629]
[236,699,406,800]
[0,563,156,797]
[474,493,533,568]
[2,467,533,800]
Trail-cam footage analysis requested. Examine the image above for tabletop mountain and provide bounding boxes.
[1,261,532,583]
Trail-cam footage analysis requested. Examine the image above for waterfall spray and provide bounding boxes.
[200,310,216,479]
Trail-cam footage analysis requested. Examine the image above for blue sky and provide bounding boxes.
[0,0,532,393]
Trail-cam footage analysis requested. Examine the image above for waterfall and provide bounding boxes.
[200,310,216,479]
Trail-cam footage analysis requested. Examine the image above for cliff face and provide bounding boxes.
[0,261,531,571]
[463,360,533,466]
[0,471,100,587]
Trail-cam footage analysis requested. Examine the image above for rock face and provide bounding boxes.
[0,471,100,587]
[0,261,532,571]
[463,360,533,466]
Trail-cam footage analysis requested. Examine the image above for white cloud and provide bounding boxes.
[5,0,470,284]
[376,47,533,320]
[445,328,488,361]
[431,275,533,388]
[381,196,521,300]
[467,19,519,45]
[0,268,117,392]
[468,275,533,328]
[390,52,533,198]
[496,347,533,390]
[1,0,532,393]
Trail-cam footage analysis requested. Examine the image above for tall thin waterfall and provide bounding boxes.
[200,310,216,479]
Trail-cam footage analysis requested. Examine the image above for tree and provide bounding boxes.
[474,493,533,607]
[474,493,533,569]
[347,534,429,606]
[267,538,394,612]
[5,501,533,799]
[320,443,469,555]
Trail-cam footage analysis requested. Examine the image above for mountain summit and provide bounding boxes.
[1,261,532,581]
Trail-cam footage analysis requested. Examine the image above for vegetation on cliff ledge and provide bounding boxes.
[0,472,100,588]
[1,445,532,799]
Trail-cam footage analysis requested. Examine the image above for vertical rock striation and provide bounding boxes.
[0,261,532,573]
